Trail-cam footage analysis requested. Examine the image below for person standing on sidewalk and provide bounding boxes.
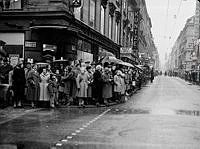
[76,67,88,107]
[86,65,93,105]
[150,68,154,83]
[102,66,113,105]
[26,64,41,108]
[47,74,58,108]
[12,61,26,108]
[93,65,103,106]
[114,70,122,103]
[39,68,50,102]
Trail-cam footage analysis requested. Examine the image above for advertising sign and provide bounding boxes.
[9,54,19,67]
[132,8,140,53]
[25,41,36,48]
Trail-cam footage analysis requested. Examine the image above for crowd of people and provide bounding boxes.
[0,58,154,108]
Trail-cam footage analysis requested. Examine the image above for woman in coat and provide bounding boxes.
[114,70,122,103]
[102,67,113,105]
[92,65,103,105]
[26,64,41,108]
[86,65,93,105]
[39,68,50,101]
[120,70,126,103]
[63,66,77,105]
[76,67,88,107]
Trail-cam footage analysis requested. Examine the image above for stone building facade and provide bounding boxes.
[168,16,195,74]
[0,0,121,63]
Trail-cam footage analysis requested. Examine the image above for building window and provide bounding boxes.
[109,15,112,39]
[89,0,96,28]
[100,5,105,35]
[74,7,81,20]
[2,0,22,10]
[123,1,126,10]
[115,23,118,43]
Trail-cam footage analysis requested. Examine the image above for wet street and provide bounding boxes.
[1,76,200,149]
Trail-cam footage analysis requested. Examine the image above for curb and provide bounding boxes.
[57,90,138,109]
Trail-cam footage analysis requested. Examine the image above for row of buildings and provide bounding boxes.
[0,0,159,69]
[166,1,200,79]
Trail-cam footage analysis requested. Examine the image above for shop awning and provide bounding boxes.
[120,62,134,68]
[102,56,123,64]
[135,65,144,71]
[30,25,81,33]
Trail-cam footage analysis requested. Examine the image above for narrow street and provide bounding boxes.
[1,76,200,149]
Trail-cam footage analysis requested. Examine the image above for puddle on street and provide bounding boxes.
[110,108,150,115]
[176,110,200,116]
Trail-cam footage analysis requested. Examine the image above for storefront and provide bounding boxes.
[0,33,24,59]
[0,10,120,65]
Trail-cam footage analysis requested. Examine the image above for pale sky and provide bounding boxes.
[145,0,196,68]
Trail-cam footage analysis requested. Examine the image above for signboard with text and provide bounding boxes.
[9,54,19,67]
[25,41,36,48]
[132,8,140,54]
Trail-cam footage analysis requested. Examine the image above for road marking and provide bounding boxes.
[67,136,73,139]
[56,143,62,146]
[75,130,81,133]
[61,139,68,142]
[71,133,76,136]
[53,108,111,148]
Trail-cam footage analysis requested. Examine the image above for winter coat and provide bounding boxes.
[92,70,103,99]
[39,72,50,101]
[63,70,77,97]
[76,72,88,98]
[12,66,26,95]
[87,71,93,98]
[114,74,121,93]
[102,71,113,99]
[26,69,41,101]
[120,75,126,95]
[47,80,58,97]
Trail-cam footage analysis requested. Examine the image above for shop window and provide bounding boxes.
[100,5,105,34]
[115,23,118,43]
[74,7,81,20]
[2,0,22,10]
[89,0,96,28]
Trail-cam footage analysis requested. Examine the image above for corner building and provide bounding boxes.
[0,0,121,63]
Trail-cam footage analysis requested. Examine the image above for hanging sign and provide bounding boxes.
[132,8,140,53]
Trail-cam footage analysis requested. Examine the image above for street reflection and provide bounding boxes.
[176,110,200,116]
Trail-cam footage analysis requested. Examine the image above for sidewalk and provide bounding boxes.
[0,89,139,124]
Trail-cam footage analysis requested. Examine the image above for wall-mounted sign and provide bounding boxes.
[120,47,132,54]
[9,54,19,67]
[43,44,57,52]
[132,8,140,54]
[25,41,36,48]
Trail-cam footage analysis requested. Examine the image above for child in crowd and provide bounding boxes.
[47,74,58,108]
